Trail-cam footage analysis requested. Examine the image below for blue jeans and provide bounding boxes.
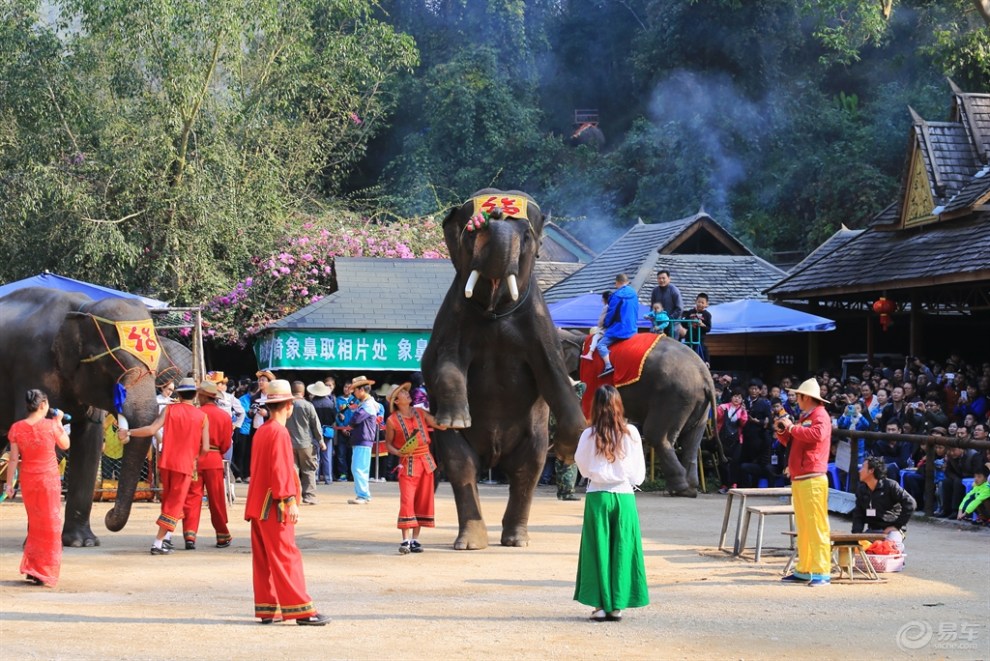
[316,442,333,481]
[596,335,626,361]
[351,445,372,500]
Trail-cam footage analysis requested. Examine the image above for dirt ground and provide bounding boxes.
[1,480,988,661]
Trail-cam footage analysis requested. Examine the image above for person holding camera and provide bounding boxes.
[775,378,832,587]
[4,389,71,586]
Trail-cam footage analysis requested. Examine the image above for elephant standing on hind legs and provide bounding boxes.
[558,328,716,496]
[423,189,587,550]
[0,287,191,547]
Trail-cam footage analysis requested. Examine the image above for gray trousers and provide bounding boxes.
[293,445,318,500]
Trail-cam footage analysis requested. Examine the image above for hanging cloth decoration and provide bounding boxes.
[114,384,128,414]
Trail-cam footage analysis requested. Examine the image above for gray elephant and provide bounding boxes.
[0,287,190,546]
[423,189,587,550]
[558,328,715,496]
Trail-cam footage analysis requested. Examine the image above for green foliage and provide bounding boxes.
[202,212,447,345]
[0,0,417,305]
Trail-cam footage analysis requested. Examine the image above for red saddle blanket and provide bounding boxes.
[579,333,663,419]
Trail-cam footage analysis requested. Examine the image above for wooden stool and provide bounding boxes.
[781,532,886,581]
[738,504,795,562]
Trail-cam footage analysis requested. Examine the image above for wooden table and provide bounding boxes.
[782,532,888,581]
[718,486,792,555]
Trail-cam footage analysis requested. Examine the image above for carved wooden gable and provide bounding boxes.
[901,146,936,228]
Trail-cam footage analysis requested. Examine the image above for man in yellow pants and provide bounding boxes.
[775,378,832,586]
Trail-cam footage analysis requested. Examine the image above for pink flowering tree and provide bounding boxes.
[203,214,448,345]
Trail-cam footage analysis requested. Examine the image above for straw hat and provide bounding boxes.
[205,371,228,384]
[306,381,332,398]
[255,370,276,381]
[349,375,376,389]
[786,377,828,404]
[265,379,294,403]
[387,382,412,412]
[374,382,394,397]
[197,381,219,398]
[175,377,198,393]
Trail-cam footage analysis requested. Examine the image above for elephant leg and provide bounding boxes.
[63,420,103,547]
[499,435,546,547]
[643,410,695,498]
[677,413,708,492]
[432,361,472,429]
[438,430,488,549]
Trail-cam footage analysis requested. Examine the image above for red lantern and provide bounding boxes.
[872,296,895,332]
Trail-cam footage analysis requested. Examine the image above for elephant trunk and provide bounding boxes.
[105,435,152,531]
[467,221,521,301]
[104,394,160,532]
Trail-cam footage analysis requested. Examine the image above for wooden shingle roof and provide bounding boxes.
[766,212,990,299]
[544,211,782,306]
[268,257,585,332]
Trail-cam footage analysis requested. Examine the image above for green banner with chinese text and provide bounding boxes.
[255,330,431,371]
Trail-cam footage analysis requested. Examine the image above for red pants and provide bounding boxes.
[250,516,316,621]
[182,467,230,544]
[157,469,192,532]
[397,466,435,529]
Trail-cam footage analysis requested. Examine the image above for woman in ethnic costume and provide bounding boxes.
[4,389,71,587]
[573,385,649,622]
[384,383,445,554]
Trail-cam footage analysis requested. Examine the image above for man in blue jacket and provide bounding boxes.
[596,273,640,378]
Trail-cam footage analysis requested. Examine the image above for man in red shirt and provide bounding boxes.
[181,380,234,550]
[245,379,329,626]
[129,377,209,555]
[775,378,832,586]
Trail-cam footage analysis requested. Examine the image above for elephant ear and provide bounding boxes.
[52,311,85,378]
[441,201,470,266]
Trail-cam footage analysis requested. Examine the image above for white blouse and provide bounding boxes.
[574,424,646,494]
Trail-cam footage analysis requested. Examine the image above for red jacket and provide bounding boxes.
[776,404,830,478]
[244,421,301,522]
[159,402,207,475]
[199,402,233,471]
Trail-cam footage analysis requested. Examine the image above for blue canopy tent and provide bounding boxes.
[548,292,652,329]
[707,299,835,334]
[0,272,167,309]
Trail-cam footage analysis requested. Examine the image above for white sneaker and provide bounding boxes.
[580,354,594,360]
[347,498,370,505]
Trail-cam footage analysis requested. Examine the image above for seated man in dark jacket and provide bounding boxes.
[852,457,917,552]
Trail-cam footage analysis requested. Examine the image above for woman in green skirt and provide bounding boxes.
[573,385,649,622]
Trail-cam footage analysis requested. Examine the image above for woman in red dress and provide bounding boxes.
[4,389,71,587]
[384,383,445,554]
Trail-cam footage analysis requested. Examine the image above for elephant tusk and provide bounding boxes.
[464,270,481,298]
[507,274,519,301]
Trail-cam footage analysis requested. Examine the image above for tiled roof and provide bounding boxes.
[271,258,453,331]
[544,215,702,302]
[920,122,979,201]
[954,91,990,161]
[632,254,786,305]
[534,261,582,291]
[766,212,990,298]
[940,164,990,214]
[785,227,864,274]
[268,257,583,332]
[541,222,597,263]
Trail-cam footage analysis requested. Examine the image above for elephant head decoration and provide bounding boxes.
[423,189,586,549]
[0,287,190,546]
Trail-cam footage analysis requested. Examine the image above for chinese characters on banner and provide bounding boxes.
[255,330,431,370]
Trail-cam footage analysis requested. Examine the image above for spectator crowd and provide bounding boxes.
[712,353,990,524]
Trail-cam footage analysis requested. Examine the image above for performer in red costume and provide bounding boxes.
[182,380,233,550]
[244,379,329,626]
[384,383,446,554]
[130,377,209,555]
[4,389,71,586]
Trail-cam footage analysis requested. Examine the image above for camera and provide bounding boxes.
[46,408,72,423]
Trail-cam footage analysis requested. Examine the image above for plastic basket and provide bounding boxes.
[856,552,906,573]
